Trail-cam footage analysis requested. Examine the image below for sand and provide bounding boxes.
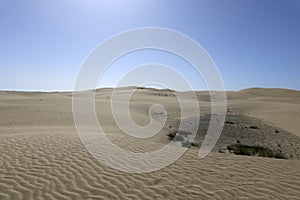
[1,87,300,199]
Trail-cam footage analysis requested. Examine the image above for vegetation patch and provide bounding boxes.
[227,144,287,159]
[249,125,259,129]
[181,141,192,148]
[167,130,192,139]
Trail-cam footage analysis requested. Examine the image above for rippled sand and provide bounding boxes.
[1,88,300,199]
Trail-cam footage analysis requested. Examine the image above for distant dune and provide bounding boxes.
[1,87,300,199]
[238,87,300,98]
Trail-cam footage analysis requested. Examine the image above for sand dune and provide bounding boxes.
[1,87,300,199]
[228,88,300,138]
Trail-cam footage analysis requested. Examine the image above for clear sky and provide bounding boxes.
[0,0,299,91]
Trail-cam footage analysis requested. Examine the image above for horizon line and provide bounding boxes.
[1,86,300,93]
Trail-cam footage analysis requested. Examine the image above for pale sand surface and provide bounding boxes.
[1,88,300,199]
[226,88,300,138]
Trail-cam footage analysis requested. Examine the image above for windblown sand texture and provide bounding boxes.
[1,87,300,199]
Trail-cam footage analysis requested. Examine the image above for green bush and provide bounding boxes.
[227,144,286,159]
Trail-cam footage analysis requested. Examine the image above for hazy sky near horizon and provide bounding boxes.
[0,0,299,91]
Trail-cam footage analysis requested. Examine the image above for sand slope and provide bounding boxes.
[1,88,300,199]
[227,88,300,138]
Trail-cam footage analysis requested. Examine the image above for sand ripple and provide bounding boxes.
[1,127,300,199]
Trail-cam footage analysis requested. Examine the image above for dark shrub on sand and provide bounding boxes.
[227,144,286,159]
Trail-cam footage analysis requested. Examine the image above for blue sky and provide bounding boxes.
[0,0,299,91]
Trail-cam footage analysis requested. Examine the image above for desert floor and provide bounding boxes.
[1,87,300,199]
